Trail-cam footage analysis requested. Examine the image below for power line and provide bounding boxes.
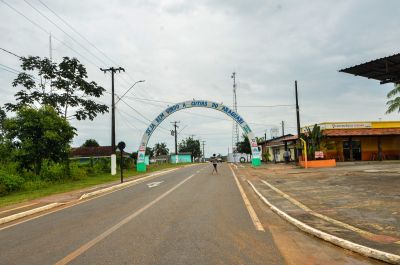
[119,98,153,123]
[3,1,151,104]
[0,63,40,81]
[34,1,144,90]
[0,63,20,74]
[24,0,108,67]
[122,95,288,127]
[118,98,172,133]
[36,0,144,95]
[37,0,119,66]
[0,47,21,58]
[125,95,294,108]
[117,105,147,127]
[118,107,173,138]
[1,0,99,68]
[117,108,141,131]
[0,65,20,75]
[124,95,174,105]
[232,104,295,108]
[2,0,48,34]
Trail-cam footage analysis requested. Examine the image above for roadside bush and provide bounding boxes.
[0,161,20,175]
[116,156,134,170]
[40,162,68,181]
[22,179,50,191]
[93,158,110,173]
[70,162,88,181]
[0,171,24,195]
[123,157,134,169]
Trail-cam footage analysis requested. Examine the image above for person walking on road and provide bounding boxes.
[211,154,218,175]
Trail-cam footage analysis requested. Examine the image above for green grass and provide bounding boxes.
[0,163,189,208]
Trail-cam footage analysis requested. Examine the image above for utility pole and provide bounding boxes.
[282,121,288,151]
[100,67,125,175]
[171,121,180,155]
[295,80,301,162]
[201,140,206,162]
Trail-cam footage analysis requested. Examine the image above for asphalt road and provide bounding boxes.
[0,163,385,265]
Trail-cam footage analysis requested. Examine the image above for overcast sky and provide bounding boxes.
[1,0,399,156]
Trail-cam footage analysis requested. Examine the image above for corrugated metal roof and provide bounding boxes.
[339,53,400,84]
[260,134,298,146]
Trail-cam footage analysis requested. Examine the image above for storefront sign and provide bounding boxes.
[315,151,324,159]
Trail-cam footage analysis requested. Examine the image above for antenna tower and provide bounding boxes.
[231,72,239,158]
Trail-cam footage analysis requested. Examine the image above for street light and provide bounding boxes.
[115,80,145,104]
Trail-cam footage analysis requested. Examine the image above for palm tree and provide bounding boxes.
[153,142,169,157]
[386,83,400,114]
[301,124,325,160]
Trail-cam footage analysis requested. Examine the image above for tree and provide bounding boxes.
[3,106,76,175]
[301,124,324,160]
[153,142,169,157]
[0,107,6,138]
[386,83,400,114]
[179,137,201,161]
[145,147,154,158]
[81,139,100,147]
[0,107,11,162]
[5,56,108,120]
[236,134,251,154]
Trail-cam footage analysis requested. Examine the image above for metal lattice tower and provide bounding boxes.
[231,72,239,157]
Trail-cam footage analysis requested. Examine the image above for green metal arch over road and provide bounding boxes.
[136,99,261,171]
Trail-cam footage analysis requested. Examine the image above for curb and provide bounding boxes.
[0,166,186,226]
[247,180,400,265]
[0,203,64,225]
[79,167,180,200]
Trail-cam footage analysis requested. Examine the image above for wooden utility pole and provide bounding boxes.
[100,67,125,175]
[171,121,180,155]
[295,80,301,162]
[282,121,288,151]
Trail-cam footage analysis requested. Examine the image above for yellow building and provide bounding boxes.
[303,121,400,161]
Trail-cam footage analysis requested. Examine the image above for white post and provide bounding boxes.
[111,154,117,175]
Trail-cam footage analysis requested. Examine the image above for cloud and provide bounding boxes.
[0,0,399,155]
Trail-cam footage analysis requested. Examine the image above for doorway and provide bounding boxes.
[343,140,361,161]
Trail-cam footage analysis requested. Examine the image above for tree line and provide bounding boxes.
[0,56,108,195]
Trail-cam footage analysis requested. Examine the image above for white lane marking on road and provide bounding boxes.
[54,174,197,265]
[229,166,265,232]
[147,181,164,188]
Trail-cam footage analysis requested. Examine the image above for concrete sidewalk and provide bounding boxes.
[236,162,400,263]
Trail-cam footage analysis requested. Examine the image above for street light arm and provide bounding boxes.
[115,80,145,104]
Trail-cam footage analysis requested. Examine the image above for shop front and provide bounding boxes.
[315,121,400,161]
